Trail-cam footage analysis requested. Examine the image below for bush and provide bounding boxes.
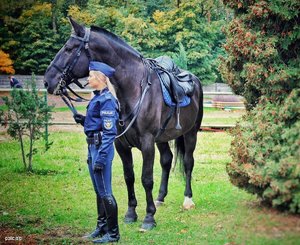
[220,0,300,110]
[227,89,300,213]
[0,76,53,172]
[221,0,300,213]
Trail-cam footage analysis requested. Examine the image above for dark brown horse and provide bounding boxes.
[44,18,203,230]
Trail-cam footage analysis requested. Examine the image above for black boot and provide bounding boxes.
[93,195,120,243]
[83,195,108,239]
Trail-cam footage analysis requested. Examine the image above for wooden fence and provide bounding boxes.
[0,89,245,130]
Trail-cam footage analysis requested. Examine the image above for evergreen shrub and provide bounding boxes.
[221,0,300,213]
[228,90,300,213]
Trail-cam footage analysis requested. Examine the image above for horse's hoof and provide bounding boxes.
[124,215,137,224]
[139,222,156,232]
[154,200,164,207]
[183,196,195,210]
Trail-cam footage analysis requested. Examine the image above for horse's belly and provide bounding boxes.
[156,106,198,142]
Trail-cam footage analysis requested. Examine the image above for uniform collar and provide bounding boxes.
[93,87,109,95]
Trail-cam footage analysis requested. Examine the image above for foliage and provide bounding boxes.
[152,0,227,84]
[14,3,65,74]
[0,1,69,74]
[172,42,188,70]
[0,75,53,172]
[220,0,300,109]
[222,0,300,213]
[0,49,15,74]
[228,90,300,213]
[0,0,227,85]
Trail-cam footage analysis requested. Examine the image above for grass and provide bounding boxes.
[202,107,245,126]
[0,131,299,244]
[52,105,87,112]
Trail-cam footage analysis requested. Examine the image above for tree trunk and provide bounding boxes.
[51,0,57,33]
[28,125,34,172]
[18,130,27,171]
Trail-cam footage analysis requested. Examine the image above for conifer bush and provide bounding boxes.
[228,90,300,213]
[220,0,300,212]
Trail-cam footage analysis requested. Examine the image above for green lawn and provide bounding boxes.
[202,107,245,126]
[0,131,299,244]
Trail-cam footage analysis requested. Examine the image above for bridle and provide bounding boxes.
[52,27,92,102]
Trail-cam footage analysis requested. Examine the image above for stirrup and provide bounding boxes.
[175,106,182,130]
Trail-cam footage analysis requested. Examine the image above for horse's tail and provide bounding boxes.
[173,76,203,176]
[173,135,185,177]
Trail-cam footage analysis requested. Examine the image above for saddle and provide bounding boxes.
[154,56,195,103]
[147,56,195,130]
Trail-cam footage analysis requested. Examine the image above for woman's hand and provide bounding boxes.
[73,113,85,126]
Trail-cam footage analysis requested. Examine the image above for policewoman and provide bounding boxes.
[74,61,120,243]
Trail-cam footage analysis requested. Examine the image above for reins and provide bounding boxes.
[116,67,151,139]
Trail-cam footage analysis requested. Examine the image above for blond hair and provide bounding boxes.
[90,70,117,100]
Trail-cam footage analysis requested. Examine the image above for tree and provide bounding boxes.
[14,3,64,74]
[221,0,300,213]
[220,0,299,109]
[0,76,53,172]
[172,42,188,69]
[151,0,227,84]
[0,1,70,74]
[0,0,227,81]
[0,49,15,74]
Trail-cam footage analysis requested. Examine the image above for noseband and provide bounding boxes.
[52,27,91,101]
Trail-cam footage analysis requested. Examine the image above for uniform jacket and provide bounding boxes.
[84,88,119,165]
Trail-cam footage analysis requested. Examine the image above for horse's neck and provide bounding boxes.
[92,31,145,108]
[113,60,146,113]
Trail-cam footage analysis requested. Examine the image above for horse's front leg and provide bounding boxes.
[140,135,156,230]
[115,140,138,223]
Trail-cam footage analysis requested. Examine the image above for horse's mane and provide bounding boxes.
[91,26,142,58]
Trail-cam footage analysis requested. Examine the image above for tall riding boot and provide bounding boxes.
[93,195,120,243]
[83,195,108,239]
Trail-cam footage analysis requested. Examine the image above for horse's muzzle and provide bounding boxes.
[44,80,56,94]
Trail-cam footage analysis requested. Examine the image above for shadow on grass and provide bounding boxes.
[14,169,69,176]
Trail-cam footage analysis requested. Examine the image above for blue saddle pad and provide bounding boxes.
[161,83,190,107]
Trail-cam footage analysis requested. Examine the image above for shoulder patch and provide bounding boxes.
[103,119,114,130]
[105,92,113,100]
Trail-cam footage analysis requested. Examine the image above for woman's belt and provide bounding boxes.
[86,132,102,145]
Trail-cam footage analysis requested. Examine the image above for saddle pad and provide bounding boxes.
[161,82,190,107]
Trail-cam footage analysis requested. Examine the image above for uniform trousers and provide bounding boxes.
[87,144,114,198]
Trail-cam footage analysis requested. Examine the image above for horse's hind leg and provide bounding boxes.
[155,142,173,206]
[115,140,138,223]
[182,127,198,210]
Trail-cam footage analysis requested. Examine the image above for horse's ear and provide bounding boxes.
[68,16,85,37]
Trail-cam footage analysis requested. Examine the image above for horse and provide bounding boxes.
[44,18,203,231]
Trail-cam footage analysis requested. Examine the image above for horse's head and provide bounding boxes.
[44,18,91,94]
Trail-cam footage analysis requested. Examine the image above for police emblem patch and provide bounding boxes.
[104,119,113,130]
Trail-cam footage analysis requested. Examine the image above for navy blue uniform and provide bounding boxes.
[85,88,119,197]
[10,77,22,88]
